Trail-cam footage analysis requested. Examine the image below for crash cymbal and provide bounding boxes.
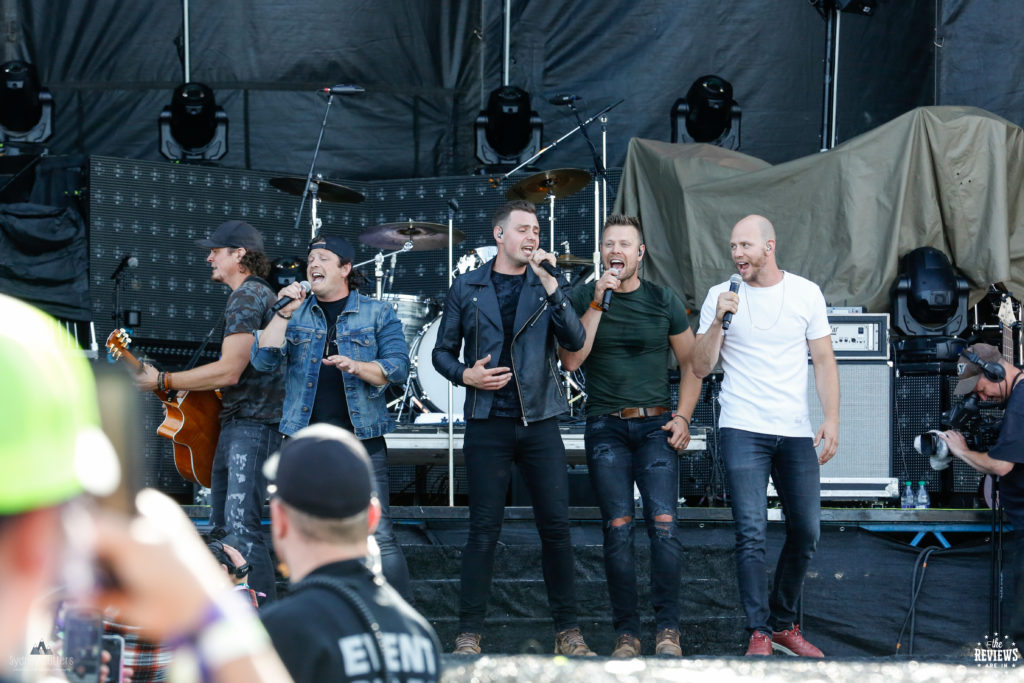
[269,177,365,203]
[506,168,592,202]
[359,221,466,251]
[556,253,594,267]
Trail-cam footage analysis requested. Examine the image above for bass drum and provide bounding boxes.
[410,315,465,422]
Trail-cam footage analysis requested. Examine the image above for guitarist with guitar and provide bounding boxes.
[938,339,1024,647]
[133,220,285,605]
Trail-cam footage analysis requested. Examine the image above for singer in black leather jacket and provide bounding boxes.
[431,255,584,422]
[429,200,595,656]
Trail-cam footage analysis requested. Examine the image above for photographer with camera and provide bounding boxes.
[937,343,1024,645]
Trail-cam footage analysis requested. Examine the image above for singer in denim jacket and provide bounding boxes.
[250,235,412,600]
[250,292,408,438]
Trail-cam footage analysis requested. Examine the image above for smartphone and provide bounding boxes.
[102,634,125,683]
[63,608,102,683]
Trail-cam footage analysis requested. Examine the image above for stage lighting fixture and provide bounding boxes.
[0,60,53,143]
[670,75,741,150]
[159,82,228,161]
[475,85,542,167]
[892,246,969,338]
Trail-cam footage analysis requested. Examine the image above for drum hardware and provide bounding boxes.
[353,242,413,300]
[269,176,365,203]
[358,221,466,252]
[505,168,592,203]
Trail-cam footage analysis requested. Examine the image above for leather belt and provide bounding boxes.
[612,406,670,419]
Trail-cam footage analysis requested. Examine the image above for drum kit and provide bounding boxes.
[271,167,596,423]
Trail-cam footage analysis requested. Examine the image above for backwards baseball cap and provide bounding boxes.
[308,235,355,263]
[0,294,120,515]
[196,220,265,253]
[954,343,1003,395]
[263,423,374,519]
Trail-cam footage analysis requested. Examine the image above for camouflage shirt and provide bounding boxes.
[220,276,285,423]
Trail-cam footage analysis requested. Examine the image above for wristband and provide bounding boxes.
[164,372,173,390]
[589,300,603,312]
[672,413,689,425]
[276,311,292,320]
[157,371,166,392]
[166,590,271,677]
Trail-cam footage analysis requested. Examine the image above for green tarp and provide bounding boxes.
[615,107,1024,316]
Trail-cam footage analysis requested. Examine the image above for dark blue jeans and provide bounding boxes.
[586,413,682,636]
[459,417,578,633]
[720,427,821,635]
[210,420,281,604]
[364,437,412,601]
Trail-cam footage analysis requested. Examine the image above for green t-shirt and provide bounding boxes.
[569,280,688,416]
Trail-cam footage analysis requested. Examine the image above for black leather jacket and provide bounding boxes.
[431,260,585,423]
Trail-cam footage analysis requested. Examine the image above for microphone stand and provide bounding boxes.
[293,93,335,239]
[498,99,624,181]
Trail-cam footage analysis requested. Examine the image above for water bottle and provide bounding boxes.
[915,481,931,509]
[901,481,915,509]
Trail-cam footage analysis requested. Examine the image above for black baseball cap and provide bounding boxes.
[263,423,374,519]
[309,235,355,263]
[954,343,1003,395]
[196,220,265,252]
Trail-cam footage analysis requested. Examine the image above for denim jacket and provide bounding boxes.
[250,292,409,438]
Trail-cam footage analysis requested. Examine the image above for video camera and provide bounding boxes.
[915,393,1004,469]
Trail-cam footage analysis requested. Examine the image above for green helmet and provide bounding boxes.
[0,294,119,515]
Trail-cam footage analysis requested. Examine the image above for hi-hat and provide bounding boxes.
[359,221,466,251]
[556,253,594,267]
[270,177,365,203]
[506,168,592,202]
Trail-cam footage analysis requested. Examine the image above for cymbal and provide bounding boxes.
[269,177,365,203]
[359,221,466,251]
[506,168,592,202]
[556,253,594,267]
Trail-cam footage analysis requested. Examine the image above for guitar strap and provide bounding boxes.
[182,275,276,371]
[182,312,225,372]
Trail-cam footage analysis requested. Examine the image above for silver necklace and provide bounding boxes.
[745,274,786,330]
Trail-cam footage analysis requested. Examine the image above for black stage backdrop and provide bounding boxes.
[20,0,945,179]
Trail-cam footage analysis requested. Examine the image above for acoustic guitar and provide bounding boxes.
[106,329,220,488]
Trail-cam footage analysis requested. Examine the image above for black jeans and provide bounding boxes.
[720,427,821,635]
[364,437,412,601]
[585,413,683,636]
[458,417,578,633]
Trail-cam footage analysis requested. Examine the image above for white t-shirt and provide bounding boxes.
[697,272,831,437]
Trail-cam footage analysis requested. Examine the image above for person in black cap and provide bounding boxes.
[260,423,441,683]
[136,219,286,605]
[937,342,1024,645]
[251,234,412,600]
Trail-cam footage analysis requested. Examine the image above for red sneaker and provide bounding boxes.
[771,624,824,658]
[745,631,772,656]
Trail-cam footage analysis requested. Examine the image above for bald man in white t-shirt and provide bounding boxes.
[692,215,839,658]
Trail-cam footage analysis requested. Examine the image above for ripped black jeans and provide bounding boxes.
[585,413,683,636]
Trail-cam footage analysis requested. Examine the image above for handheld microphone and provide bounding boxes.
[601,268,622,312]
[110,254,138,280]
[549,93,580,106]
[538,261,561,279]
[322,84,365,95]
[722,274,742,330]
[270,281,311,313]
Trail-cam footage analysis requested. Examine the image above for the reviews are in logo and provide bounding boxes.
[974,633,1021,668]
